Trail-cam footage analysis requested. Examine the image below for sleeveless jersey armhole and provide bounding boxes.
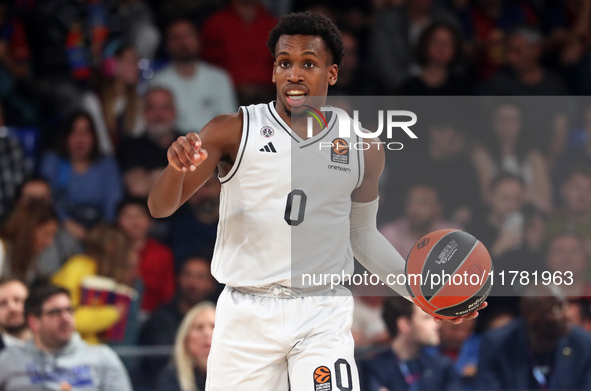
[219,106,250,184]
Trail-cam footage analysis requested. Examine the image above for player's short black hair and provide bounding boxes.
[267,11,345,66]
[382,296,414,339]
[25,285,70,318]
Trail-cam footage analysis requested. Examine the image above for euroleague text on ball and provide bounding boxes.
[301,270,574,291]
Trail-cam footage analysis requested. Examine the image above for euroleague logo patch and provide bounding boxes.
[260,126,274,138]
[313,366,332,390]
[331,138,349,165]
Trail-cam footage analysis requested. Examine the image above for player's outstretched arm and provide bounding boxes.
[349,138,410,299]
[350,139,487,324]
[148,112,242,218]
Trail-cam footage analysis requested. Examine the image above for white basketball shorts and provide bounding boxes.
[206,284,360,391]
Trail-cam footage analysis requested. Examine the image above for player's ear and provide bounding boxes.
[272,62,277,83]
[328,64,338,86]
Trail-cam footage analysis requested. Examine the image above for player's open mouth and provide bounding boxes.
[286,90,307,107]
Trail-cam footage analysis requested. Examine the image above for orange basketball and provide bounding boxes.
[405,229,493,319]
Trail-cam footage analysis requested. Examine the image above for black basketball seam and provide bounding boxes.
[434,271,493,316]
[427,239,479,302]
[417,230,458,292]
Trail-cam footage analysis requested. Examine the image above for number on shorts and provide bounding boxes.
[284,189,307,226]
[334,358,353,391]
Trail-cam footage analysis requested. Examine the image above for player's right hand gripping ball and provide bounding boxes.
[405,229,493,319]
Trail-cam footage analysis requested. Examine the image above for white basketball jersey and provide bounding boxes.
[211,102,364,288]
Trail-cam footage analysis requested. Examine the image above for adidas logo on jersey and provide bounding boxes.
[259,142,277,153]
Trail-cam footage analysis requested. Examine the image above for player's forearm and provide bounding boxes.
[148,165,186,218]
[350,198,411,300]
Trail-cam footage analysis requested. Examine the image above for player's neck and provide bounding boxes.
[274,100,327,139]
[392,336,419,361]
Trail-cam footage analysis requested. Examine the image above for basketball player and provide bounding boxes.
[148,12,485,391]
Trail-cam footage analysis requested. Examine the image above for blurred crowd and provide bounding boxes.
[0,0,590,390]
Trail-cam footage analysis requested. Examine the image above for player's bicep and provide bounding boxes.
[351,137,385,203]
[178,112,242,204]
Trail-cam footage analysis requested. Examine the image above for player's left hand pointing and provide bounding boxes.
[433,301,488,324]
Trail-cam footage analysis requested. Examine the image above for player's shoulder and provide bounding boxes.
[198,111,244,150]
[202,110,243,134]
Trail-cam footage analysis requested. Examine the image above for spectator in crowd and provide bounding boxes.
[471,101,552,212]
[553,104,591,203]
[401,22,472,95]
[458,0,538,80]
[0,104,28,222]
[15,176,82,278]
[328,30,380,96]
[0,201,58,283]
[52,224,136,345]
[0,285,133,391]
[480,27,569,95]
[351,286,389,348]
[368,0,459,92]
[438,320,479,389]
[156,302,216,391]
[82,44,144,154]
[547,168,591,250]
[489,204,547,297]
[477,284,591,390]
[24,0,118,121]
[0,1,29,81]
[381,184,461,259]
[545,232,591,298]
[359,296,461,391]
[138,257,217,386]
[117,0,161,59]
[382,114,480,225]
[201,0,277,104]
[466,174,526,260]
[150,18,237,134]
[543,0,591,95]
[566,297,591,333]
[165,174,220,269]
[118,87,180,198]
[40,111,123,241]
[117,198,175,313]
[0,278,30,351]
[479,306,517,332]
[0,0,36,125]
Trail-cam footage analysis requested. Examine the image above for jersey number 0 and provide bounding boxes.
[284,189,307,226]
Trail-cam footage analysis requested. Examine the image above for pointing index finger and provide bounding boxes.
[186,132,201,150]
